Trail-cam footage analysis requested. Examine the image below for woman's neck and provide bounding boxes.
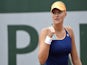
[53,23,64,32]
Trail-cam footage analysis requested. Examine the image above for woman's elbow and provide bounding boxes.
[73,58,82,65]
[38,54,46,64]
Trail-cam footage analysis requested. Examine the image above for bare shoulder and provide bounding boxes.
[40,27,50,36]
[64,26,74,38]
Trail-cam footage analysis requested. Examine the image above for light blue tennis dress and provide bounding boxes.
[44,29,72,65]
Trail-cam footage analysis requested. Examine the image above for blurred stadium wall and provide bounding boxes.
[0,0,87,65]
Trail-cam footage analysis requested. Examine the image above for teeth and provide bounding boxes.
[49,26,55,32]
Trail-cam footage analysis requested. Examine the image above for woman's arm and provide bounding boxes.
[67,26,82,65]
[38,28,52,64]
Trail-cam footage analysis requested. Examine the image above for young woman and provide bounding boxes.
[38,1,82,65]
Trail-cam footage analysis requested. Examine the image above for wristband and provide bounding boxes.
[44,36,52,45]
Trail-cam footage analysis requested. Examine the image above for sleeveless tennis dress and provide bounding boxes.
[44,29,72,65]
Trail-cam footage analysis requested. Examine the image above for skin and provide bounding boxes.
[38,8,82,65]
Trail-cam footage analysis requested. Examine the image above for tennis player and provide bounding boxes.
[38,1,82,65]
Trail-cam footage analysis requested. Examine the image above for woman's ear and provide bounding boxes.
[65,12,67,16]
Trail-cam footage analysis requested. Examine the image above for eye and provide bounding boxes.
[52,11,63,15]
[52,8,63,14]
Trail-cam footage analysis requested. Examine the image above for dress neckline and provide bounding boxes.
[52,29,69,41]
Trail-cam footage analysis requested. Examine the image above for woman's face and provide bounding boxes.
[51,8,66,24]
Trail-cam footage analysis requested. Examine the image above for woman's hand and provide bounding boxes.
[48,26,55,38]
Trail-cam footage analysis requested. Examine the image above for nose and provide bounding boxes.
[55,13,59,17]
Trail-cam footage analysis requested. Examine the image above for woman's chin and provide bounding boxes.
[54,21,61,24]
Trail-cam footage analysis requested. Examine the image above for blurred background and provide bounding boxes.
[0,0,87,65]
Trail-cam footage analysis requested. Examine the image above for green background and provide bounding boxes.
[80,24,87,65]
[0,0,87,13]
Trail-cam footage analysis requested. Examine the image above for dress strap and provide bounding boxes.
[64,28,70,37]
